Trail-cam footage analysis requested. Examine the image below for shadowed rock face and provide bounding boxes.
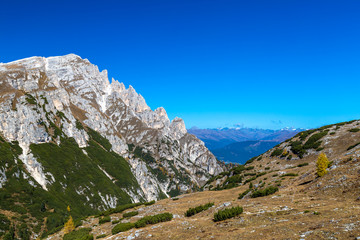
[0,54,225,203]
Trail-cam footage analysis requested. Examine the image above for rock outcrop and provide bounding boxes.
[0,54,225,205]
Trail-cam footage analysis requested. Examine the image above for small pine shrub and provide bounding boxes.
[112,222,135,234]
[347,142,360,150]
[99,216,111,224]
[185,203,214,217]
[123,211,138,218]
[111,220,120,225]
[282,173,298,177]
[349,128,360,133]
[63,228,93,240]
[244,176,256,184]
[96,234,107,239]
[238,189,251,199]
[271,148,283,157]
[250,186,278,198]
[213,206,243,222]
[297,163,309,167]
[144,200,155,206]
[134,212,173,228]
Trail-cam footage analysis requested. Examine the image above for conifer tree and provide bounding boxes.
[316,153,329,177]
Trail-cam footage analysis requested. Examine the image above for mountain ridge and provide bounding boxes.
[188,127,302,163]
[0,54,225,238]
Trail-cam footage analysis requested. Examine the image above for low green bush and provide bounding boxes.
[282,173,298,177]
[297,163,309,167]
[349,128,360,133]
[271,148,283,157]
[112,222,135,234]
[111,220,121,225]
[244,176,256,184]
[185,203,214,217]
[250,186,278,198]
[213,206,243,222]
[347,142,360,150]
[99,202,142,216]
[303,131,328,150]
[0,214,10,236]
[144,200,155,206]
[99,216,111,224]
[63,228,93,240]
[134,212,173,228]
[123,211,138,218]
[96,234,107,239]
[238,189,251,199]
[244,173,256,176]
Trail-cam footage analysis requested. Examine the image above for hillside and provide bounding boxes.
[0,55,224,239]
[44,119,360,239]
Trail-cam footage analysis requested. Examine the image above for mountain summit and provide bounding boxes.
[0,54,224,236]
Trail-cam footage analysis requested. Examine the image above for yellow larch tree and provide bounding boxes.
[316,152,330,177]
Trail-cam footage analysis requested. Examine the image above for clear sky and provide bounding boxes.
[1,0,360,129]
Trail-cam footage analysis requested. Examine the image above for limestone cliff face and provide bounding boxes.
[0,54,225,203]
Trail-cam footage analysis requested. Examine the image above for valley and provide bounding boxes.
[0,55,359,240]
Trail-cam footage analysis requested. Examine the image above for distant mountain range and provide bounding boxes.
[188,127,303,164]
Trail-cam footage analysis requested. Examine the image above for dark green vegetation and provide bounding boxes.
[144,200,155,206]
[96,234,107,239]
[185,203,214,217]
[207,165,262,191]
[112,222,135,234]
[63,228,93,240]
[134,212,173,228]
[282,173,298,177]
[0,214,11,237]
[297,163,309,167]
[289,130,329,158]
[0,124,148,238]
[348,128,360,133]
[111,213,173,234]
[122,211,138,218]
[98,201,156,217]
[213,206,243,222]
[347,142,360,151]
[98,216,111,225]
[270,148,283,157]
[250,186,278,198]
[238,189,251,199]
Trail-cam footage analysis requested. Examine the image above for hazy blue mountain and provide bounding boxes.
[188,127,302,163]
[211,140,280,164]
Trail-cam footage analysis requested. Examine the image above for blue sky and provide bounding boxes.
[1,0,360,129]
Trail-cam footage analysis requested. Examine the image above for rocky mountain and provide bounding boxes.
[0,54,224,238]
[45,119,360,239]
[188,127,301,163]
